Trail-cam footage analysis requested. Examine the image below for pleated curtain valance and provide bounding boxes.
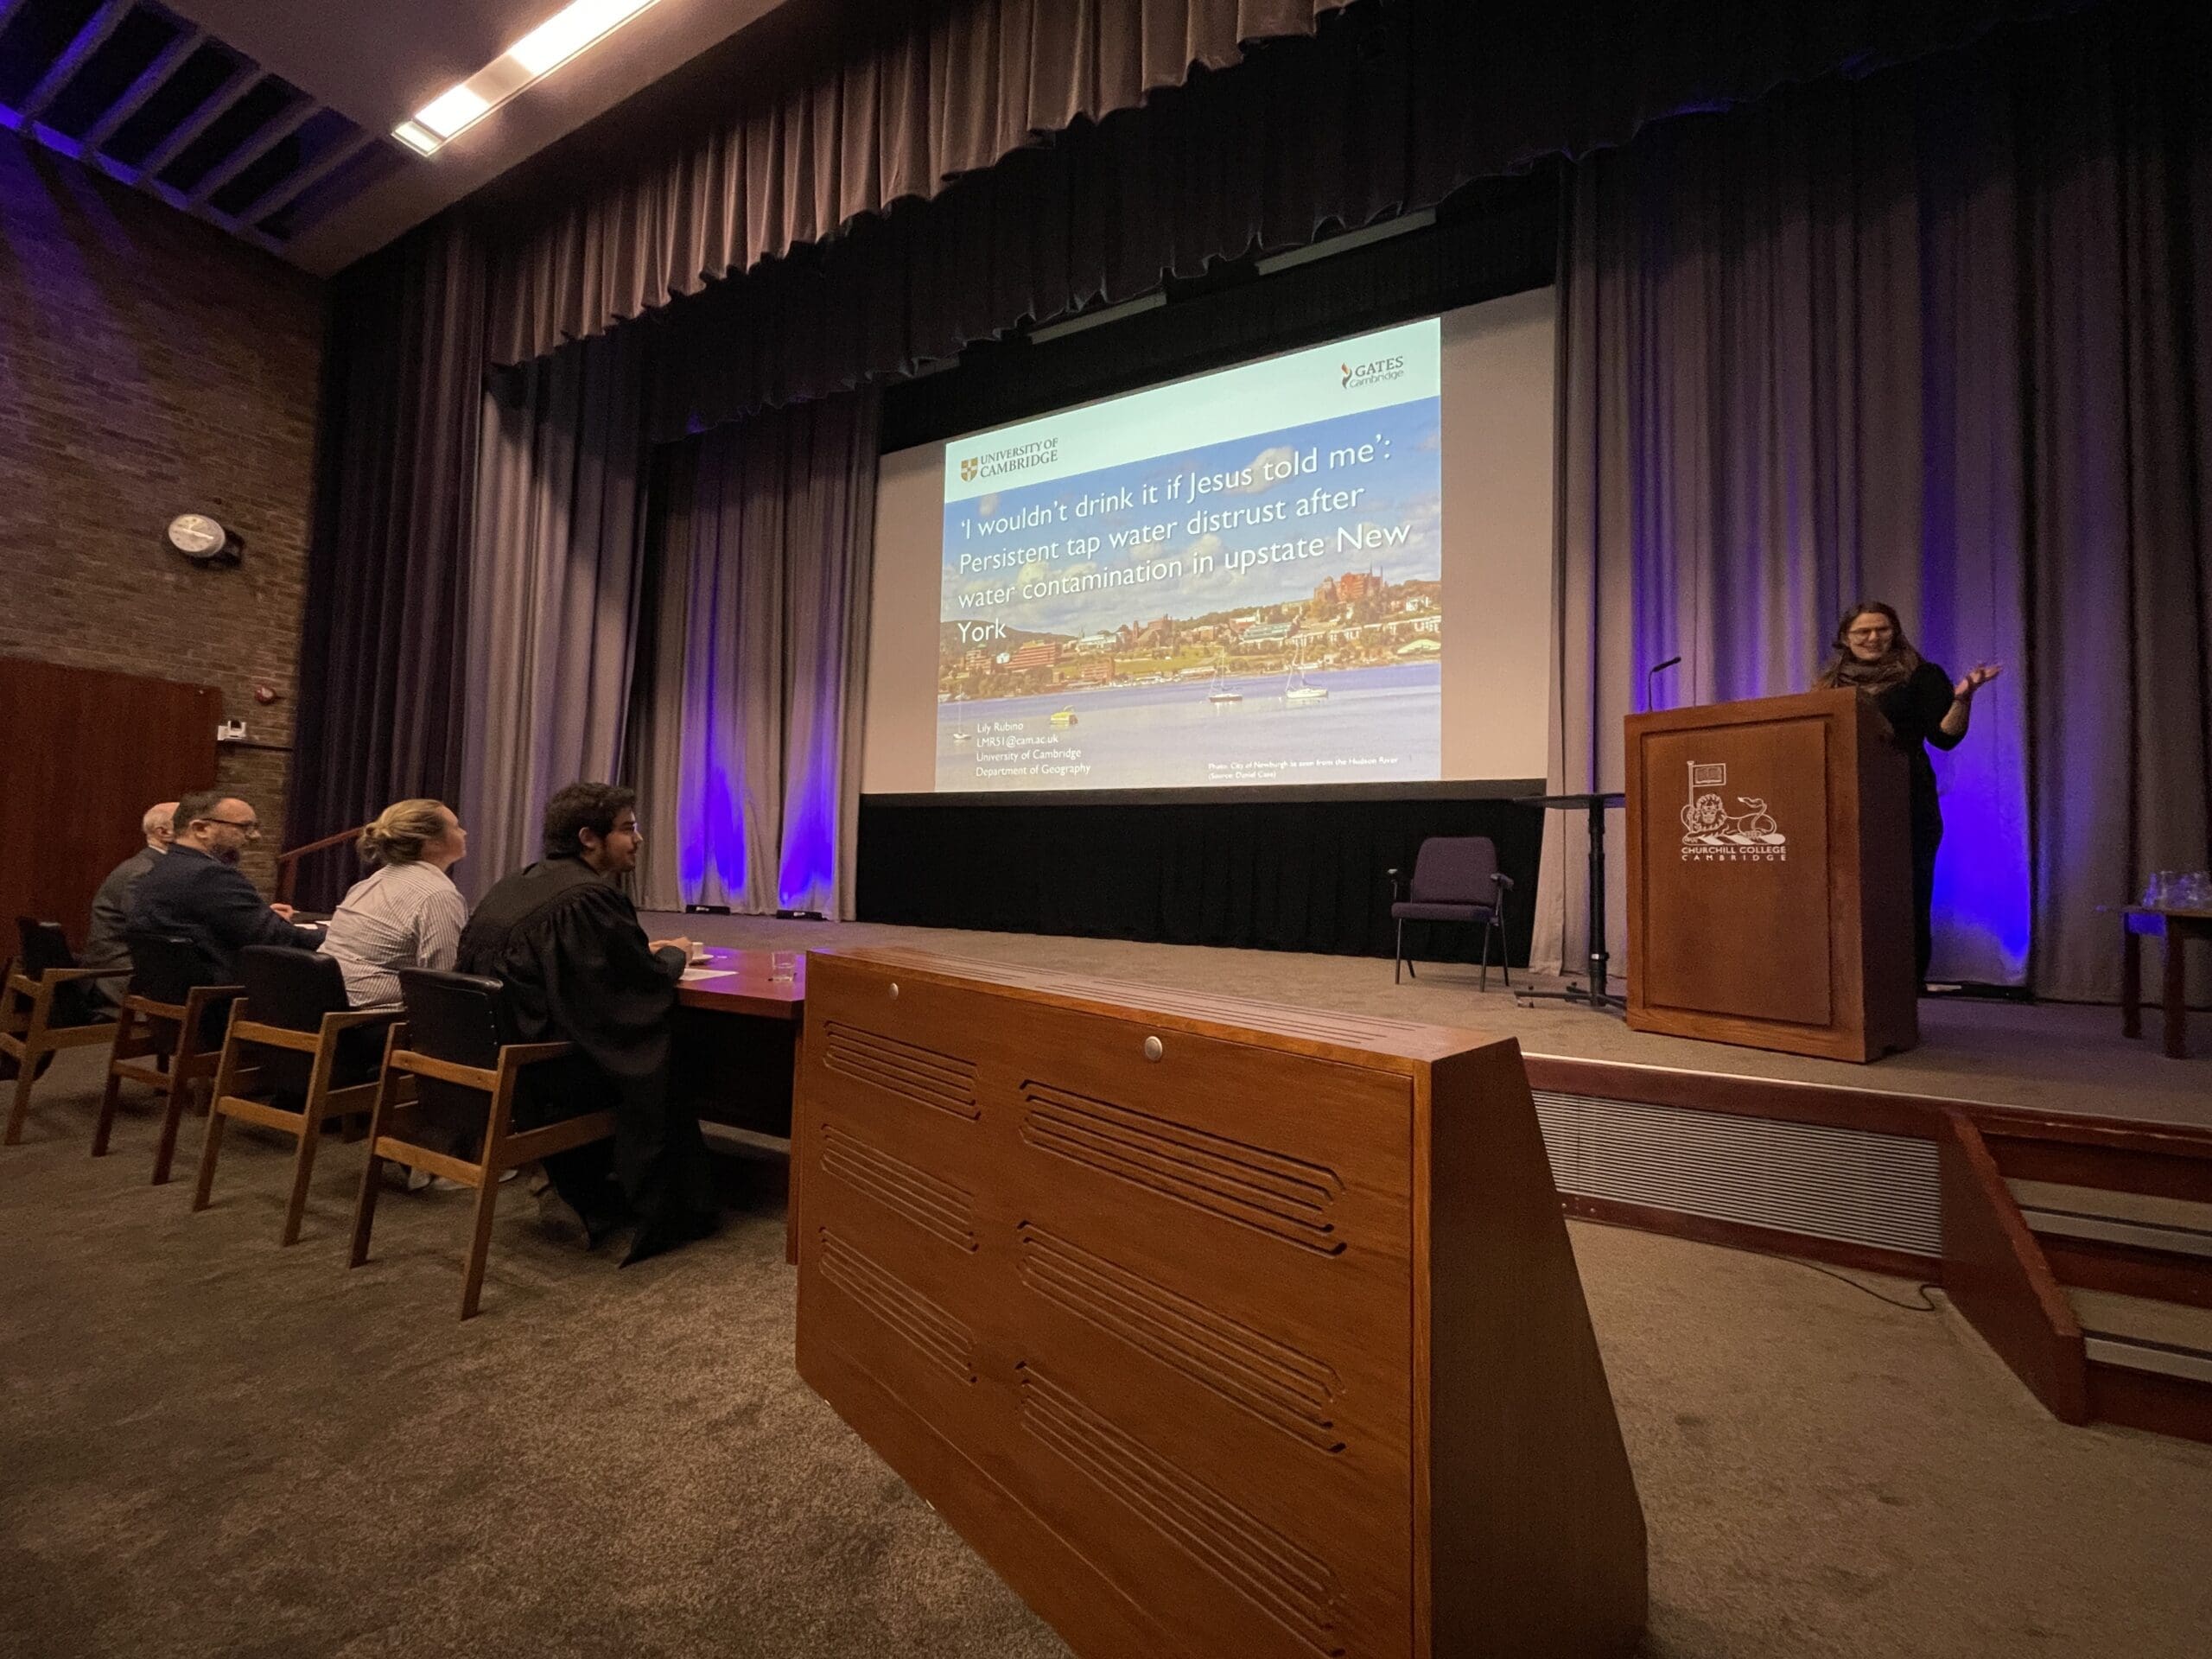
[485,0,1354,366]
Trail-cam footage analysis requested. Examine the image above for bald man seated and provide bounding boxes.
[82,801,177,1009]
[127,791,323,984]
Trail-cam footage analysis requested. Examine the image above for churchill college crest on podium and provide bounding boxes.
[1680,762,1788,861]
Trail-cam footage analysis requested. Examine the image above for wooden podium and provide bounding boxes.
[796,947,1648,1659]
[1625,689,1916,1062]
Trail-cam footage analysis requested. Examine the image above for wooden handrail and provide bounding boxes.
[1938,1109,2089,1423]
[273,823,371,903]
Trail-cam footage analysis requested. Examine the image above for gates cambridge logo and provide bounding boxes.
[1341,353,1407,391]
[1680,762,1788,862]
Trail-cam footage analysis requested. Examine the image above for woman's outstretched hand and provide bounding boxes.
[1955,662,2004,699]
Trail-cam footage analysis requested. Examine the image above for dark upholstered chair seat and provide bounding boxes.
[1386,837,1515,990]
[350,969,609,1319]
[96,932,241,1181]
[1390,899,1494,924]
[17,919,102,1030]
[6,918,130,1146]
[192,947,399,1245]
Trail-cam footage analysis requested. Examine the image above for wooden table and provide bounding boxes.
[2122,906,2209,1059]
[674,947,806,1255]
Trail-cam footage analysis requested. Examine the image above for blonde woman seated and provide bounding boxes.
[318,799,469,1007]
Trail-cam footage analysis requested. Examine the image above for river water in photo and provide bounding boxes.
[935,660,1440,791]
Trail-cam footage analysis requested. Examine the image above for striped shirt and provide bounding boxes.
[317,861,467,1008]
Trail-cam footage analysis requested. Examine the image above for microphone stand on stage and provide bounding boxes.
[1509,655,1677,1015]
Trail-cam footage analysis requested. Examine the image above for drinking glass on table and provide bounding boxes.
[770,951,798,982]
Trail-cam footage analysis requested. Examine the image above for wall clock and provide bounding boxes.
[166,512,239,564]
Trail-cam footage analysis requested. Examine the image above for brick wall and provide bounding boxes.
[0,131,323,893]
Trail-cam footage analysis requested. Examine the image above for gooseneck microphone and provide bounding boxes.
[1645,655,1683,708]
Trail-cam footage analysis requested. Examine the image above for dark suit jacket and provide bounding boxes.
[125,843,322,982]
[84,843,162,1007]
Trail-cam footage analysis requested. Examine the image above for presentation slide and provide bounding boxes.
[865,290,1556,798]
[935,321,1441,791]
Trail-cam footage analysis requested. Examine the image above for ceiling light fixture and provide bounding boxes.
[509,0,658,77]
[413,84,490,139]
[391,0,664,156]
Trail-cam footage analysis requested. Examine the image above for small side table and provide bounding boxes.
[1511,791,1628,1014]
[2122,906,2210,1059]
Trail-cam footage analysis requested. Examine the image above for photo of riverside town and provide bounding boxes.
[934,567,1443,791]
[937,569,1440,702]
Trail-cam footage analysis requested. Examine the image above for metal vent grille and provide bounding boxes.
[1533,1089,1942,1259]
[0,0,398,255]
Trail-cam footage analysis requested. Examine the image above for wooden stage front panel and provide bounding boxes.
[794,948,1645,1659]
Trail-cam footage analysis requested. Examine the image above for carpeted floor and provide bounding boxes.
[4,1041,2209,1658]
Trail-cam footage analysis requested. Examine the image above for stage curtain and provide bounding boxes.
[486,0,1355,365]
[284,217,486,908]
[293,0,2080,915]
[857,795,1544,963]
[1541,4,2210,1000]
[645,0,2065,440]
[630,391,881,917]
[456,328,655,894]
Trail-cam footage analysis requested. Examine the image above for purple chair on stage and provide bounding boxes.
[1388,837,1515,990]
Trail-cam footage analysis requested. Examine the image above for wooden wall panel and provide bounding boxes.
[0,658,217,944]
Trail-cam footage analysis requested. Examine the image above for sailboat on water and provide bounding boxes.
[1207,663,1243,704]
[1285,639,1328,703]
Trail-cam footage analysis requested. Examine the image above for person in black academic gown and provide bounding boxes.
[456,781,715,1263]
[1814,601,2003,986]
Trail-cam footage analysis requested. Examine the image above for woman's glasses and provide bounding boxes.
[1846,626,1894,642]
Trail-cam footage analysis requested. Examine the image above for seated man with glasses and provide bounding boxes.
[127,790,325,983]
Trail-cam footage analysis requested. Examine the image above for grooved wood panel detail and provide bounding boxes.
[821,1020,980,1118]
[822,1122,979,1250]
[817,1228,977,1383]
[795,949,1648,1659]
[1018,1363,1346,1657]
[1021,1082,1347,1254]
[1019,1222,1344,1452]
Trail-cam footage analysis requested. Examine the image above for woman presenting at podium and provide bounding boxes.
[1815,602,2002,985]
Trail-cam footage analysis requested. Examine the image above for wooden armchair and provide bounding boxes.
[350,968,614,1320]
[94,931,242,1183]
[191,946,397,1244]
[4,918,128,1145]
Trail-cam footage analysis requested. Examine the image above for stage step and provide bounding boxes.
[2005,1179,2212,1258]
[2071,1288,2212,1384]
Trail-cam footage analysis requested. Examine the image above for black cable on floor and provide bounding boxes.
[1791,1257,1943,1313]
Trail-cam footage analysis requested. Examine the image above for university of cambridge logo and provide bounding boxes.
[959,455,980,481]
[1680,762,1788,862]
